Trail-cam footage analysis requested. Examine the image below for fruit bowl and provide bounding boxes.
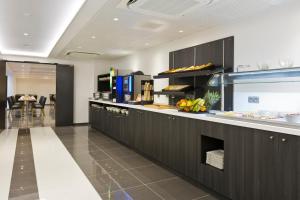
[176,98,207,113]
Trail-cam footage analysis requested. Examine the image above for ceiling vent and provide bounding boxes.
[118,0,218,18]
[65,51,102,58]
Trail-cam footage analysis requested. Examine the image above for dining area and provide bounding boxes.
[6,94,55,128]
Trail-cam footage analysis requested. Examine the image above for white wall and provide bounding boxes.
[15,78,56,104]
[110,3,300,112]
[1,55,111,123]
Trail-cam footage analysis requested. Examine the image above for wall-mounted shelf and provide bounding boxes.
[208,67,300,86]
[153,68,223,79]
[154,91,187,96]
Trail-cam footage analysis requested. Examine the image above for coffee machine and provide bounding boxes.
[123,74,151,103]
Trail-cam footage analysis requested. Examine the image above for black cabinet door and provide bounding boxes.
[134,110,146,153]
[120,115,130,145]
[144,111,156,158]
[90,107,96,129]
[169,116,186,173]
[223,125,248,200]
[244,130,279,200]
[184,118,201,180]
[277,134,300,200]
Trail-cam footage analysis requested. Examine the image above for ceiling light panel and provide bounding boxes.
[118,0,218,18]
[0,0,86,57]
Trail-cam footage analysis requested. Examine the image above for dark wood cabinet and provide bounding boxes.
[89,103,300,200]
[244,130,300,200]
[277,134,300,200]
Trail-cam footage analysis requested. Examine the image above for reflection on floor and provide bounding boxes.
[6,105,55,129]
[54,126,226,200]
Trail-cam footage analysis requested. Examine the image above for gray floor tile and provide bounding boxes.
[88,171,121,195]
[114,154,154,170]
[148,178,208,200]
[101,186,162,200]
[98,158,124,172]
[108,170,143,189]
[104,146,137,158]
[129,165,176,184]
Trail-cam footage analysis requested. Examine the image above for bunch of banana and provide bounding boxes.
[176,98,207,113]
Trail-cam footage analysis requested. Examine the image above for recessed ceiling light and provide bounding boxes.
[179,30,184,33]
[145,43,150,46]
[77,46,82,49]
[23,33,30,36]
[91,35,96,39]
[113,18,119,21]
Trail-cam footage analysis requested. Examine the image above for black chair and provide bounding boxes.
[32,96,47,117]
[49,94,56,105]
[29,94,38,101]
[7,96,22,117]
[15,94,25,102]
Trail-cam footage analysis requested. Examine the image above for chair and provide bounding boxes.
[15,94,25,102]
[49,94,56,105]
[29,94,38,102]
[7,96,22,117]
[32,96,47,117]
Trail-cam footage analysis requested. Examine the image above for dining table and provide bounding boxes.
[18,95,37,127]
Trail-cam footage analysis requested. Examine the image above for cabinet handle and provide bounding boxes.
[269,136,274,140]
[172,117,175,120]
[168,116,172,120]
[281,138,286,142]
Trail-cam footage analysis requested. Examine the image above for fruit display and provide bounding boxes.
[160,62,214,74]
[204,90,221,110]
[176,91,221,113]
[176,98,207,113]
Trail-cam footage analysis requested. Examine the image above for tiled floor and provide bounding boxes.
[6,105,55,129]
[54,126,225,200]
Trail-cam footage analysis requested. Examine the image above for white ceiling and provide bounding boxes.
[0,0,86,57]
[7,62,56,79]
[0,0,298,59]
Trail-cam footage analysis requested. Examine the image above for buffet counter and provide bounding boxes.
[90,99,300,136]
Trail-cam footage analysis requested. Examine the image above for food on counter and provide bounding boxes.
[163,85,191,91]
[142,81,153,101]
[159,62,214,74]
[144,104,176,110]
[204,90,221,110]
[176,98,207,113]
[285,113,300,123]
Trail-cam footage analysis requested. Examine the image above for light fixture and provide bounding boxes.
[179,30,184,33]
[113,18,119,21]
[0,0,86,57]
[24,13,31,17]
[77,46,82,49]
[91,35,96,39]
[23,33,30,37]
[145,43,150,46]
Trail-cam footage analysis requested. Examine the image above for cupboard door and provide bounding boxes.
[134,110,146,153]
[120,115,130,145]
[169,116,186,173]
[90,107,95,129]
[183,118,201,180]
[277,134,300,200]
[144,111,155,158]
[224,125,247,200]
[244,130,279,200]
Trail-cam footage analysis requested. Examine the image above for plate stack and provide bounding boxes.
[206,150,224,170]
